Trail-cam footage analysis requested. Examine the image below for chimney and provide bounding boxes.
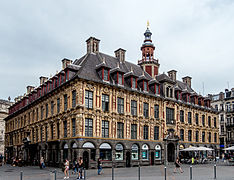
[62,58,72,69]
[26,86,35,94]
[182,76,192,88]
[114,48,126,63]
[167,70,177,81]
[40,76,48,85]
[86,37,100,54]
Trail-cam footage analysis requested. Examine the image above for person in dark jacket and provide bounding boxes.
[97,158,102,175]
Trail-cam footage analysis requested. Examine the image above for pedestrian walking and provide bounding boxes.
[40,157,45,169]
[77,157,84,179]
[174,157,183,173]
[72,158,78,175]
[64,159,70,179]
[97,158,102,175]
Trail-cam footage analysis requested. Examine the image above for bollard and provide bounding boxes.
[54,169,56,180]
[84,168,86,180]
[214,164,217,179]
[138,163,140,180]
[20,171,23,180]
[112,163,114,180]
[190,166,192,180]
[164,167,167,180]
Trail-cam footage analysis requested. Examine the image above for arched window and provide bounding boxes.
[155,144,161,160]
[142,144,149,160]
[99,143,112,161]
[131,144,139,160]
[115,143,124,160]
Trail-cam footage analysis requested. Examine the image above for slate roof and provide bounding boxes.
[72,51,197,96]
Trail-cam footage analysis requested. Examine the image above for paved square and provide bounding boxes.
[0,164,233,180]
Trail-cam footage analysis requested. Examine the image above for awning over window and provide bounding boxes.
[82,142,95,149]
[100,143,111,149]
[115,143,123,151]
[132,144,138,151]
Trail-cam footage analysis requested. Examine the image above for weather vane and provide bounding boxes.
[147,20,149,28]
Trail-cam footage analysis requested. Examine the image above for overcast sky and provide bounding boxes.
[0,0,234,101]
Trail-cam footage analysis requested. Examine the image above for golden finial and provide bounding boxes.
[147,20,149,28]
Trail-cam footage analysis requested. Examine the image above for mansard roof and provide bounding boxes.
[74,52,152,83]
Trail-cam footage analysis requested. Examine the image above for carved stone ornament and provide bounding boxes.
[86,84,95,91]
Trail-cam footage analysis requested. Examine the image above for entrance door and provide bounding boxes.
[83,151,89,169]
[167,143,175,162]
[151,152,155,165]
[126,151,131,167]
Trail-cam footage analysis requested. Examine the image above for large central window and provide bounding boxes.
[143,125,149,140]
[117,98,124,114]
[180,110,184,123]
[143,103,149,118]
[102,94,109,112]
[85,90,93,109]
[117,122,124,139]
[154,126,159,140]
[72,90,76,108]
[166,107,174,124]
[131,100,137,116]
[154,105,159,119]
[72,118,76,137]
[64,94,68,111]
[102,120,109,138]
[188,112,192,124]
[131,124,137,139]
[85,118,93,137]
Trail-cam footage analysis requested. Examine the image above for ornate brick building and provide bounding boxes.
[5,26,219,168]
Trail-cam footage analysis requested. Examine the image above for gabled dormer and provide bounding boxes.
[149,77,160,95]
[174,85,182,100]
[182,89,190,103]
[138,72,149,92]
[124,67,138,89]
[96,57,111,82]
[190,92,198,105]
[110,63,125,86]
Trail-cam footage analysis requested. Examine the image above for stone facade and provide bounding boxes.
[5,27,219,168]
[211,88,234,153]
[0,99,12,156]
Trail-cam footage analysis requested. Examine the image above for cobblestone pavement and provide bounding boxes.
[0,163,234,180]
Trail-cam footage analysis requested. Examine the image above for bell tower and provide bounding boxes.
[138,22,160,77]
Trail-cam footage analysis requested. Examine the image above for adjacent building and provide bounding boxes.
[0,99,12,157]
[5,26,219,168]
[211,88,234,154]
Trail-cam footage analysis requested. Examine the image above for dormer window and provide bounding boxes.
[131,77,137,89]
[103,69,109,81]
[118,73,123,85]
[155,84,160,94]
[143,81,148,91]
